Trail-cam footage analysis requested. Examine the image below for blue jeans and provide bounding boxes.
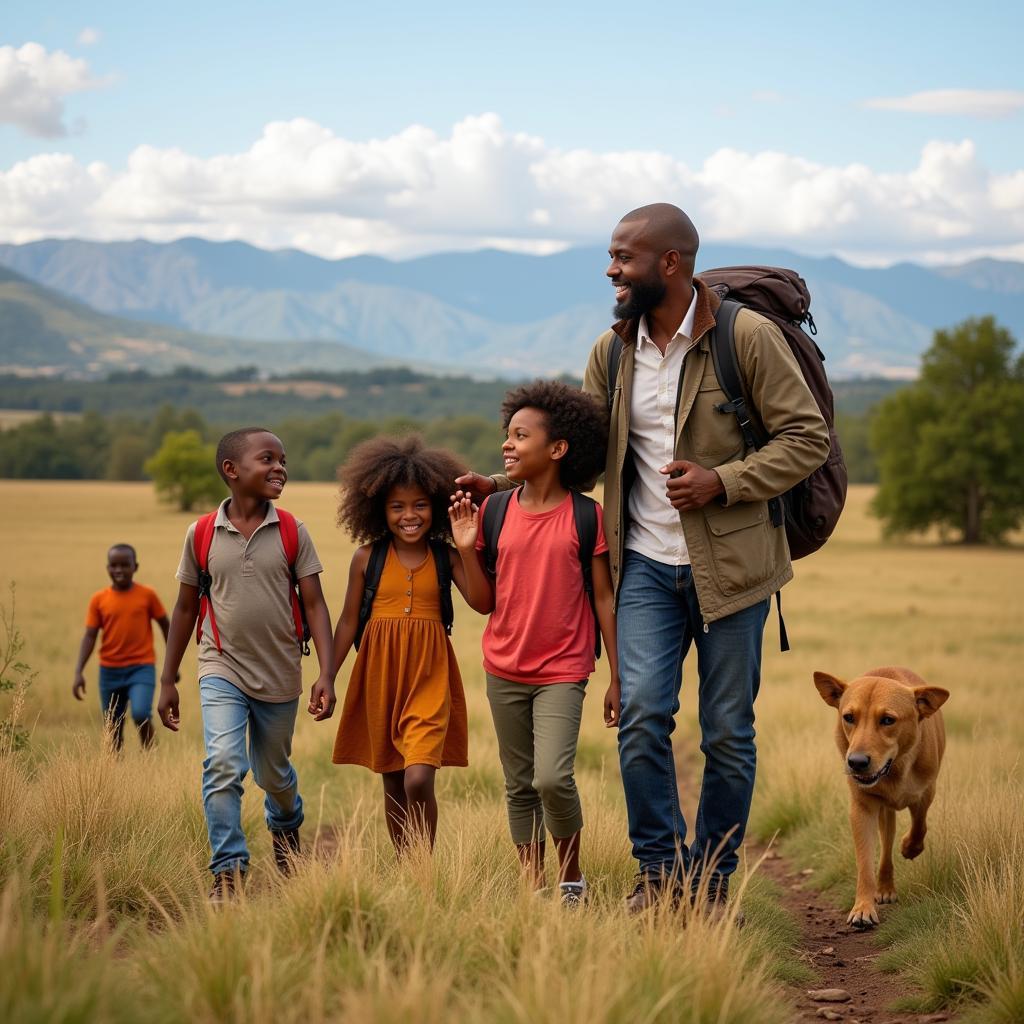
[99,664,155,726]
[199,676,304,876]
[616,550,769,888]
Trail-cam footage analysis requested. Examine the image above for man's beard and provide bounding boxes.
[613,276,666,320]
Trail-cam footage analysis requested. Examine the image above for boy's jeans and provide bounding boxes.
[616,550,769,890]
[98,663,156,725]
[199,675,304,876]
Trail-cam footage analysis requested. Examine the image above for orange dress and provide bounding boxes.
[333,545,468,772]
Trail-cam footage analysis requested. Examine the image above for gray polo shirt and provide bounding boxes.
[176,500,323,702]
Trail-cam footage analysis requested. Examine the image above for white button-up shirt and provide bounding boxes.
[624,288,699,566]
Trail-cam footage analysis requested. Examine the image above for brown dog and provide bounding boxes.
[813,667,949,928]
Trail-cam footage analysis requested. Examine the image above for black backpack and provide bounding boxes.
[481,489,602,658]
[354,537,454,650]
[606,266,847,562]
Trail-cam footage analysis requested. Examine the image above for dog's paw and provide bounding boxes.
[876,885,898,905]
[901,834,924,860]
[847,901,879,929]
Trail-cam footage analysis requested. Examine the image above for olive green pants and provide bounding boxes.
[485,672,586,844]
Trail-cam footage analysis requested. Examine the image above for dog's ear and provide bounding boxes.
[914,686,949,718]
[813,671,846,708]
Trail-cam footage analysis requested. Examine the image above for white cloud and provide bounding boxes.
[0,42,101,137]
[865,89,1024,118]
[77,28,101,47]
[0,114,1021,265]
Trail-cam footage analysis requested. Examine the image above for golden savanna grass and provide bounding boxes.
[1,481,1021,1023]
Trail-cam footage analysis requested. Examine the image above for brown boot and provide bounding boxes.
[623,874,684,913]
[208,869,244,904]
[271,827,301,875]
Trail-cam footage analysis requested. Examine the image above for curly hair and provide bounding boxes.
[337,434,466,543]
[500,379,608,490]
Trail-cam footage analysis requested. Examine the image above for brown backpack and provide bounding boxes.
[697,265,848,561]
[604,265,847,560]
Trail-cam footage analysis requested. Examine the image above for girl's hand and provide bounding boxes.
[603,680,621,728]
[448,495,480,551]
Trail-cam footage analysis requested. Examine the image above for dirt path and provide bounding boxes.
[751,842,953,1024]
[672,741,955,1024]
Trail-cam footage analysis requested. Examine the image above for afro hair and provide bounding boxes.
[500,379,608,490]
[337,433,466,544]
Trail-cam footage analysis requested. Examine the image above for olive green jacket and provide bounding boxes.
[582,279,830,623]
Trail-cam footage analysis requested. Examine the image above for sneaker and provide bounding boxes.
[623,874,683,913]
[208,869,244,904]
[559,877,588,909]
[271,827,301,876]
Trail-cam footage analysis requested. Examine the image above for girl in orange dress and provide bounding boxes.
[331,435,472,853]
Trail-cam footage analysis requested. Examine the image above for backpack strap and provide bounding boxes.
[775,590,790,653]
[571,491,601,659]
[710,298,784,530]
[481,488,515,577]
[430,539,455,637]
[710,299,764,453]
[354,536,391,651]
[276,508,311,655]
[710,302,790,651]
[606,335,623,412]
[193,511,222,653]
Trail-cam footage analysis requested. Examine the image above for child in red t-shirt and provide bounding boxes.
[450,380,618,908]
[72,544,170,750]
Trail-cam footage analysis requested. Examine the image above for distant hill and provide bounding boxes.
[2,237,1023,379]
[0,365,903,426]
[934,258,1024,295]
[0,265,446,378]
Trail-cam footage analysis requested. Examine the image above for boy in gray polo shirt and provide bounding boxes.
[158,427,336,899]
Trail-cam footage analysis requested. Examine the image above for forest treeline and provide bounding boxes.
[0,367,896,483]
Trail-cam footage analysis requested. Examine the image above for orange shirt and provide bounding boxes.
[476,491,608,684]
[85,584,167,668]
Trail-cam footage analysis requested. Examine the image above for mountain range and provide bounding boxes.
[0,265,444,378]
[2,237,1022,380]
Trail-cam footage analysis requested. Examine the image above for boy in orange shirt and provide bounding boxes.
[73,544,170,750]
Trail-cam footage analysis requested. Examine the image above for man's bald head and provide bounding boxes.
[619,203,699,261]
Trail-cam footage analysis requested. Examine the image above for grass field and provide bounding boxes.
[1,481,1022,1023]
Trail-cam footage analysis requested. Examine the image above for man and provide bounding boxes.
[458,203,829,912]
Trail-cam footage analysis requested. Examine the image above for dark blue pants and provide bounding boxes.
[98,663,155,727]
[616,550,769,888]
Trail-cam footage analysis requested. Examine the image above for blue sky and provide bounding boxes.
[2,1,1023,264]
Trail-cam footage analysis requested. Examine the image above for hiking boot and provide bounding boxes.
[559,877,588,909]
[208,869,244,904]
[271,827,301,875]
[698,880,745,928]
[623,874,683,913]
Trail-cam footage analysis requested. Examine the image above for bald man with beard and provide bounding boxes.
[457,204,829,916]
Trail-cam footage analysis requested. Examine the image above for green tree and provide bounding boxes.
[106,434,150,480]
[144,429,225,511]
[835,411,878,484]
[871,317,1024,544]
[146,404,208,451]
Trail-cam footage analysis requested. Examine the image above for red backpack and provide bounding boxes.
[193,508,311,655]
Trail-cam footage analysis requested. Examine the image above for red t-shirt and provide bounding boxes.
[85,584,166,668]
[476,491,608,684]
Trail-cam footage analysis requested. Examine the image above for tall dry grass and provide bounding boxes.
[1,480,1021,1022]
